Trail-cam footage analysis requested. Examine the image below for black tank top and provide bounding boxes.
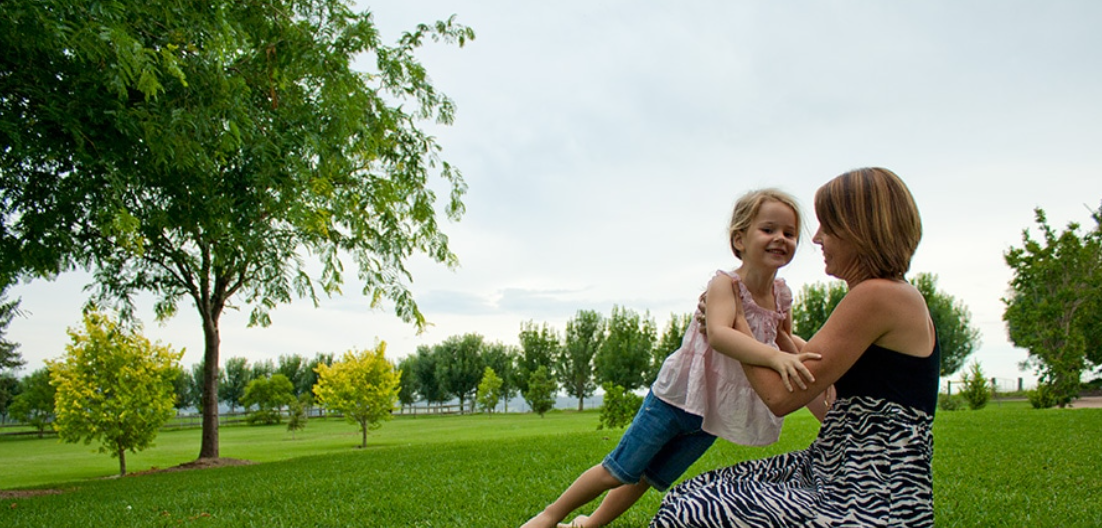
[834,339,940,416]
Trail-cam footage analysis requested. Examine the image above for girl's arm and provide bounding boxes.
[704,274,820,392]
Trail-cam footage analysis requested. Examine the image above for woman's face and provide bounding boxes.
[812,225,859,281]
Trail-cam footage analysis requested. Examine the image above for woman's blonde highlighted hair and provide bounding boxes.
[814,167,922,280]
[727,188,802,259]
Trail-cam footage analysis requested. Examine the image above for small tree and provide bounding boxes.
[313,343,400,448]
[241,374,296,425]
[524,365,556,417]
[960,361,991,410]
[287,395,308,439]
[476,367,504,415]
[10,367,56,437]
[48,311,182,476]
[598,382,643,430]
[483,342,520,413]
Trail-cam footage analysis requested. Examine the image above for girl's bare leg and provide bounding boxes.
[560,480,650,527]
[520,464,623,528]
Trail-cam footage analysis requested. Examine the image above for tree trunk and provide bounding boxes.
[119,448,127,476]
[360,421,367,448]
[198,306,222,459]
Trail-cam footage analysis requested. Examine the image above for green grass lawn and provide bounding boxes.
[2,403,1100,527]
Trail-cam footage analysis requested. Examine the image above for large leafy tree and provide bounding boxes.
[0,0,473,460]
[435,333,484,414]
[1003,206,1102,407]
[594,306,656,392]
[48,311,182,476]
[313,343,400,448]
[910,273,981,376]
[558,310,604,411]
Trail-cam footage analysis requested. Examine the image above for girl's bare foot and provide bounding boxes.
[558,514,594,528]
[520,511,558,528]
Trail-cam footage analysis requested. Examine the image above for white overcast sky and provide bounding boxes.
[9,1,1102,389]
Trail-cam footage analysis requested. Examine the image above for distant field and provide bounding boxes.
[3,402,1100,527]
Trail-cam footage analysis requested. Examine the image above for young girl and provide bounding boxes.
[521,188,829,528]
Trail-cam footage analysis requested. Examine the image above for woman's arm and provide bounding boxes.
[704,275,820,391]
[742,279,904,416]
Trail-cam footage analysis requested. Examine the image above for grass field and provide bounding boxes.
[2,402,1100,527]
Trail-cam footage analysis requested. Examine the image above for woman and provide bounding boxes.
[651,167,939,527]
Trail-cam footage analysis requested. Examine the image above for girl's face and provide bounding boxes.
[812,225,859,281]
[733,200,798,270]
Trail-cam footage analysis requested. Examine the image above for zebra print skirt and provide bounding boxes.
[651,396,934,527]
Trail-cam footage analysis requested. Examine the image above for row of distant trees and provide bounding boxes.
[396,307,693,415]
[0,274,988,439]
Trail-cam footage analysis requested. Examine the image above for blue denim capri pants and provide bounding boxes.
[601,390,717,492]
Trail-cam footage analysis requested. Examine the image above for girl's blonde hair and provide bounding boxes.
[814,167,922,280]
[727,188,802,259]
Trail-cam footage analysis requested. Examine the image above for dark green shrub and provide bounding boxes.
[938,392,964,411]
[1028,383,1061,409]
[598,382,642,430]
[523,366,556,417]
[961,361,991,410]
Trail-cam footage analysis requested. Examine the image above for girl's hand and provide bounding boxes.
[770,351,821,391]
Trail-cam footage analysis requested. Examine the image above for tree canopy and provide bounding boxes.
[558,310,604,411]
[1003,206,1102,407]
[0,0,474,459]
[910,273,982,376]
[791,281,848,340]
[791,276,981,377]
[9,367,55,437]
[594,306,655,391]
